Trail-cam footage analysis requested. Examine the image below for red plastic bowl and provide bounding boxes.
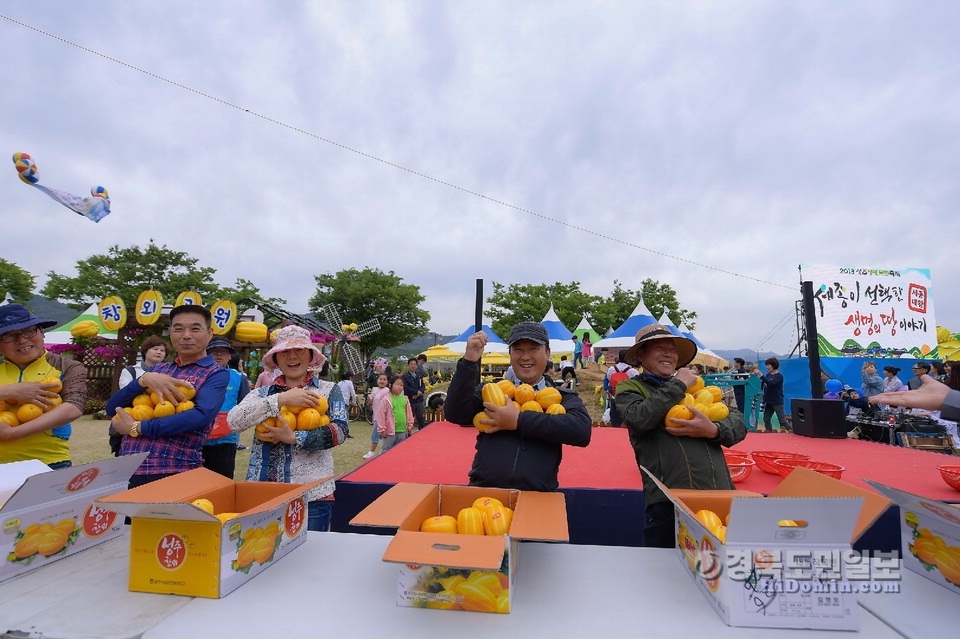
[751,450,810,475]
[772,458,845,480]
[726,457,756,483]
[937,465,960,491]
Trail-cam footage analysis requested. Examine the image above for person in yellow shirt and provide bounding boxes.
[0,304,87,468]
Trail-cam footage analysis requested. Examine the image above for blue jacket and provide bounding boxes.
[760,371,784,405]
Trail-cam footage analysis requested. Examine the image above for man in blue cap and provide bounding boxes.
[0,304,87,468]
[202,337,250,478]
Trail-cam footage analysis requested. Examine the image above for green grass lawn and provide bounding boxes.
[69,414,375,481]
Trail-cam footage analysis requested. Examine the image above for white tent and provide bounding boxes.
[539,304,574,355]
[443,324,509,355]
[43,303,119,345]
[594,298,657,348]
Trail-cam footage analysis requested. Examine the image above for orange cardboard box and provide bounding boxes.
[96,467,323,598]
[644,466,892,631]
[1,454,145,583]
[350,483,568,613]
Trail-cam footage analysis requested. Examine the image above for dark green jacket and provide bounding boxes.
[616,374,747,509]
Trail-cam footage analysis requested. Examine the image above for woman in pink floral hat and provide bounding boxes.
[227,325,349,531]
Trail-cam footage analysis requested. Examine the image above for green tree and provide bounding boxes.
[0,259,35,303]
[486,282,601,338]
[308,268,429,359]
[488,279,696,338]
[639,278,697,330]
[40,241,282,311]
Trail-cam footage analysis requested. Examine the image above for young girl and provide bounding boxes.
[581,333,592,368]
[376,376,413,453]
[363,373,390,459]
[227,326,349,532]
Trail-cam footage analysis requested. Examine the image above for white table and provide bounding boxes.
[859,566,960,637]
[144,533,903,638]
[0,531,921,638]
[0,536,190,639]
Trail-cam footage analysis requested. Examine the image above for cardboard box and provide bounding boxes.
[645,466,892,631]
[865,479,960,594]
[96,467,322,598]
[350,483,569,613]
[1,454,145,583]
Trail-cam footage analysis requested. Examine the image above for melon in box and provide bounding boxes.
[1,454,145,583]
[350,483,568,613]
[95,467,323,598]
[866,479,960,594]
[644,466,892,631]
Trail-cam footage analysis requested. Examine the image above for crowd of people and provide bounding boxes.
[4,300,960,547]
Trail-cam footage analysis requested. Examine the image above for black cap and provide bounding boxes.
[507,321,549,347]
[206,337,237,354]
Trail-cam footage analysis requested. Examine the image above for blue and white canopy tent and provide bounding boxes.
[539,304,575,356]
[594,298,658,349]
[444,324,509,355]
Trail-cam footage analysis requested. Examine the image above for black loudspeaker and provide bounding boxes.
[791,398,848,439]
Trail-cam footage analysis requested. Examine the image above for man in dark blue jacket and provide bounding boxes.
[754,357,790,432]
[444,321,591,491]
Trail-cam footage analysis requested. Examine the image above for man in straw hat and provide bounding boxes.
[0,304,88,468]
[616,324,746,548]
[445,321,591,491]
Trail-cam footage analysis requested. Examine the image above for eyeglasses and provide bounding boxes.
[0,326,41,344]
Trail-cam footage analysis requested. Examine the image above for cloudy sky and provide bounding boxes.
[2,1,958,352]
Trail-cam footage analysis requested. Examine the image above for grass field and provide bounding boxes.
[69,414,376,481]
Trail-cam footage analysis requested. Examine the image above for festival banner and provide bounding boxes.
[801,264,938,358]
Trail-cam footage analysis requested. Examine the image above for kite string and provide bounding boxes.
[2,13,792,290]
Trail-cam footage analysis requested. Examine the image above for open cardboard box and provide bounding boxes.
[865,479,960,594]
[96,467,323,598]
[350,482,569,613]
[644,466,892,631]
[1,453,145,583]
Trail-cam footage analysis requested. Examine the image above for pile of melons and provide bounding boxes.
[121,384,198,422]
[0,377,65,427]
[473,380,566,431]
[664,376,730,427]
[420,496,513,536]
[256,395,330,442]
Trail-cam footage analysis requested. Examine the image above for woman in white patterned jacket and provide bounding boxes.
[228,326,348,532]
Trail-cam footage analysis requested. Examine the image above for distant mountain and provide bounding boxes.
[377,334,458,359]
[713,349,783,366]
[21,296,79,327]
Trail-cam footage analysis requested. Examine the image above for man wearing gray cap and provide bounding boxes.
[445,321,591,491]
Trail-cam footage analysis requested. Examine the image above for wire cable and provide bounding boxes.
[2,13,794,291]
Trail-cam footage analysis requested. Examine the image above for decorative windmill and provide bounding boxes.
[319,304,381,374]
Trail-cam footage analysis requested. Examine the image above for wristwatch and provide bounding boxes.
[130,421,141,438]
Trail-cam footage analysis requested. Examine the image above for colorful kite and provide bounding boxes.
[12,152,111,223]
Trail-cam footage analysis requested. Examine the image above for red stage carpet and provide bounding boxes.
[332,421,959,548]
[729,433,960,501]
[343,422,958,501]
[342,421,643,490]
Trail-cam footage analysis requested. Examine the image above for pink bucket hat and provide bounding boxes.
[262,325,326,372]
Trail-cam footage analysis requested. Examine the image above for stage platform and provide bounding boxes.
[331,422,959,551]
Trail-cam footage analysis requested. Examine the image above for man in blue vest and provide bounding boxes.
[202,337,250,478]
